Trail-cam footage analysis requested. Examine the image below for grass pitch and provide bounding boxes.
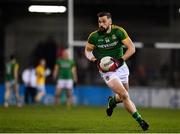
[0,105,180,133]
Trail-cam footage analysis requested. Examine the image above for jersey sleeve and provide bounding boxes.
[116,26,129,41]
[71,60,76,67]
[87,31,97,45]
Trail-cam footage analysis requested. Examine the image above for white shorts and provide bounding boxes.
[100,63,129,84]
[36,85,46,93]
[57,79,73,89]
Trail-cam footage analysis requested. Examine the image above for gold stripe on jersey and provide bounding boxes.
[112,25,129,38]
[88,30,98,41]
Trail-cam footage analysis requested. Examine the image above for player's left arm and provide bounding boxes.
[84,42,96,62]
[121,37,135,61]
[53,64,59,80]
[14,64,19,83]
[72,65,78,83]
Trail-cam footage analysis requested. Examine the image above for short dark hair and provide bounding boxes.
[97,12,112,19]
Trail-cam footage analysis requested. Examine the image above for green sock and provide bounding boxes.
[113,96,117,103]
[132,111,143,124]
[109,96,117,108]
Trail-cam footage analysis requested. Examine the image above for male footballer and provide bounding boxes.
[4,55,21,107]
[53,49,78,107]
[84,12,149,131]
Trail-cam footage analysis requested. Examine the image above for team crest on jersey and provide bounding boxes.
[105,37,110,43]
[112,34,117,40]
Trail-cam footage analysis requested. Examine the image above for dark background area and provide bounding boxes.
[0,0,180,87]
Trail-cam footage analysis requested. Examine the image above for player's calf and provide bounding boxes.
[132,111,149,131]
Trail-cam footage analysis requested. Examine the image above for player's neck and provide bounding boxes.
[106,25,112,33]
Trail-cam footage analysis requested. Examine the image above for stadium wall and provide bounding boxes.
[0,84,180,108]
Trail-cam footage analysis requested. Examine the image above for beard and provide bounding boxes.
[99,26,108,33]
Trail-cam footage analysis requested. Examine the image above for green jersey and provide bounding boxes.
[5,62,19,81]
[56,59,75,79]
[88,25,129,60]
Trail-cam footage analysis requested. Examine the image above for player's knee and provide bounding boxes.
[115,94,123,102]
[121,92,129,100]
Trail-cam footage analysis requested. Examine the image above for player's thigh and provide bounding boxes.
[107,77,128,98]
[36,85,46,95]
[55,87,62,96]
[123,83,129,92]
[5,81,11,90]
[117,64,129,84]
[100,70,128,96]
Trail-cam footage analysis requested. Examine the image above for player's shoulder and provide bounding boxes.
[35,65,40,71]
[71,59,76,64]
[56,58,63,64]
[88,30,99,39]
[112,24,128,38]
[112,24,126,32]
[36,65,43,70]
[67,59,75,64]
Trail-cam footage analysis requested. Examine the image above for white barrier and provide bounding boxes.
[129,87,180,108]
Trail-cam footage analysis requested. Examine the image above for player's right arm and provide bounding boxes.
[85,31,98,62]
[84,42,96,62]
[14,63,19,83]
[53,64,59,80]
[72,65,78,83]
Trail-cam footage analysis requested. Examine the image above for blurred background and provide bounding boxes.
[0,0,180,108]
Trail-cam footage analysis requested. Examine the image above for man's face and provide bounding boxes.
[40,59,46,67]
[98,16,112,33]
[62,50,69,59]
